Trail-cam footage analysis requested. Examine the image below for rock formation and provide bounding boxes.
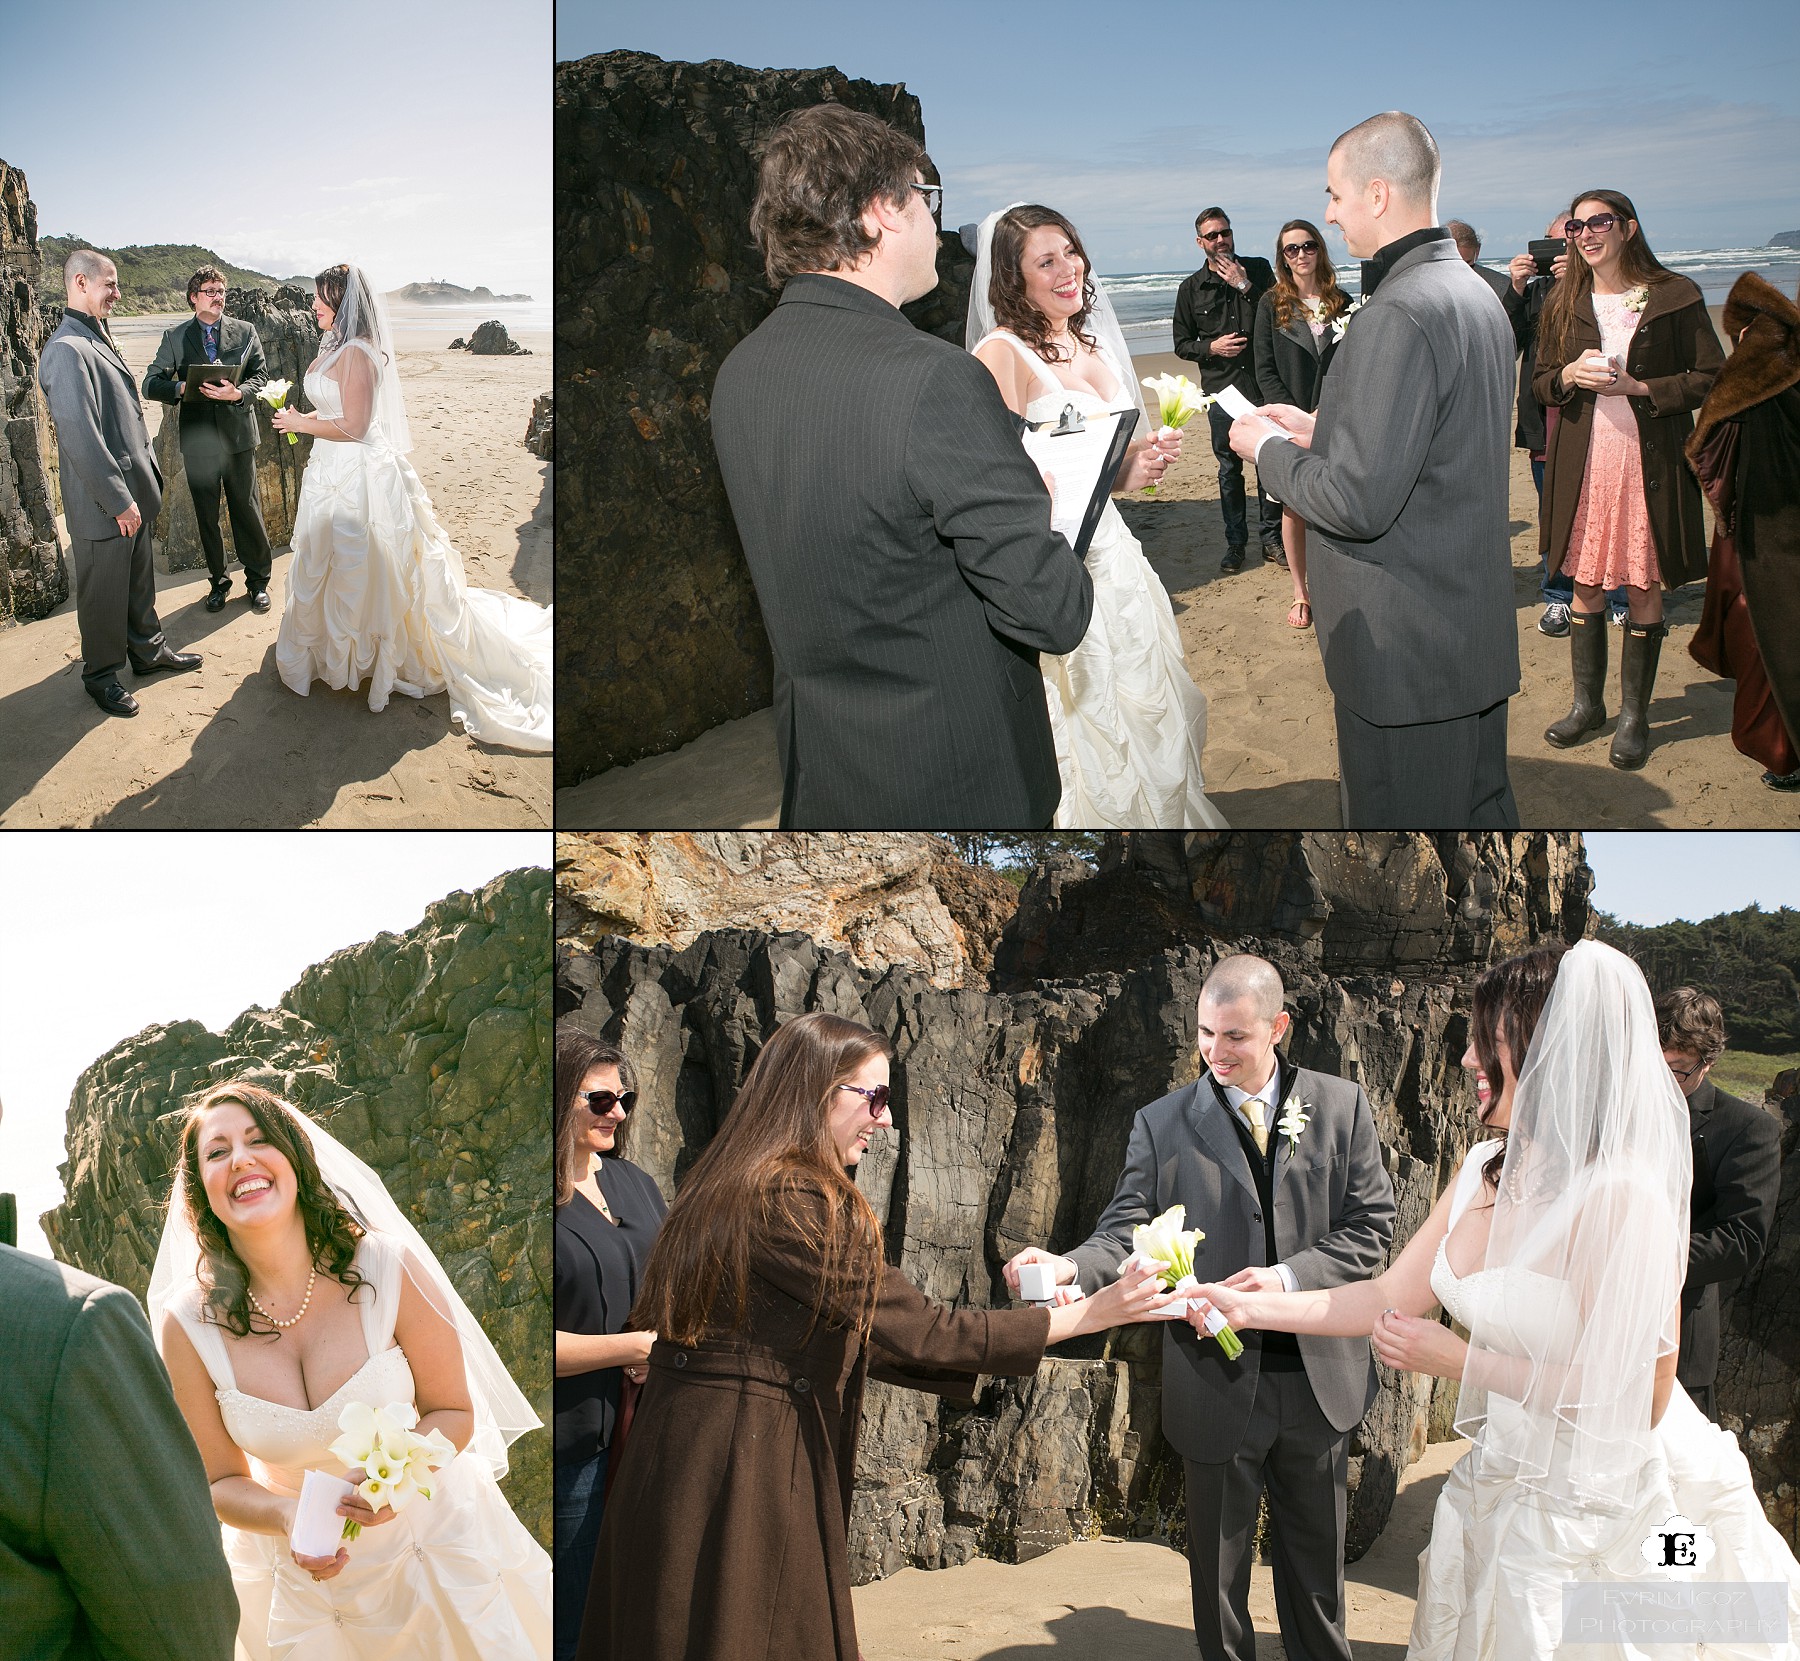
[450,320,530,355]
[151,284,320,574]
[556,51,967,790]
[525,391,553,459]
[558,832,1666,1581]
[43,867,553,1548]
[0,157,66,624]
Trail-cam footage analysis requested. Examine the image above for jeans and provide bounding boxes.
[554,1449,609,1661]
[1532,456,1625,608]
[1208,402,1281,550]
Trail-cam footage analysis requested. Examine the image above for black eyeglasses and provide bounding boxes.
[579,1088,636,1115]
[1199,227,1233,242]
[1665,1059,1702,1083]
[1281,240,1319,259]
[835,1082,891,1117]
[910,183,943,221]
[196,286,227,298]
[1564,213,1618,238]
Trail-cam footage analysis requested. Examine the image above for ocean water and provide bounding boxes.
[386,299,551,343]
[1103,248,1800,357]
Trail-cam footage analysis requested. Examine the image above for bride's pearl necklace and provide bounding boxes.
[249,1264,318,1329]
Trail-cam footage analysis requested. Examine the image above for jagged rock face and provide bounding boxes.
[152,284,320,574]
[43,868,553,1548]
[556,831,1019,990]
[453,320,530,355]
[0,157,66,624]
[556,832,1601,1582]
[525,391,553,460]
[555,50,954,788]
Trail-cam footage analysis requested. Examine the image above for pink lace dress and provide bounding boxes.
[1563,291,1659,589]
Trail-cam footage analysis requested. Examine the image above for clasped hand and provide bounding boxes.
[271,405,306,436]
[1564,350,1647,399]
[288,1466,399,1581]
[1370,1309,1467,1377]
[1120,429,1182,492]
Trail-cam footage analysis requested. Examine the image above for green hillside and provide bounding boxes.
[38,237,286,315]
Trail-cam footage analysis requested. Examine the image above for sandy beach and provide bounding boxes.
[852,1434,1465,1659]
[563,311,1794,830]
[0,309,551,828]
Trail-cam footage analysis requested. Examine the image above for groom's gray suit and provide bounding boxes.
[1069,1053,1395,1661]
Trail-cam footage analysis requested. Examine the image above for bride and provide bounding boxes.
[269,265,551,751]
[1191,938,1800,1658]
[968,204,1227,829]
[152,1081,551,1659]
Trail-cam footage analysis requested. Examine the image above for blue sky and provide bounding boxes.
[0,0,551,299]
[1586,834,1800,925]
[564,0,1800,275]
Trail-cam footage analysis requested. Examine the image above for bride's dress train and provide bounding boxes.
[168,1233,550,1660]
[275,366,552,751]
[1410,1139,1800,1660]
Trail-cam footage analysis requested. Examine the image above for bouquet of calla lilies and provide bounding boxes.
[1139,373,1213,494]
[258,378,297,445]
[327,1400,456,1540]
[1129,1203,1244,1359]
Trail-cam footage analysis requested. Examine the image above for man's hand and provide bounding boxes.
[1370,1310,1467,1378]
[1228,412,1285,463]
[1221,1266,1287,1294]
[199,379,243,402]
[1508,253,1535,295]
[1002,1245,1078,1294]
[1212,253,1249,292]
[1210,332,1249,359]
[1258,404,1316,446]
[115,502,142,537]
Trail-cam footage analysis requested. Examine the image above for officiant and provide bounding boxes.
[143,267,275,613]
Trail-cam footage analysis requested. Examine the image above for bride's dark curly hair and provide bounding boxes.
[1469,941,1571,1190]
[989,205,1100,360]
[313,263,391,365]
[178,1081,367,1338]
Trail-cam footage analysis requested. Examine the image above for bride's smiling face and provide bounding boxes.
[1461,1035,1518,1130]
[311,293,336,332]
[197,1101,298,1229]
[1019,226,1086,326]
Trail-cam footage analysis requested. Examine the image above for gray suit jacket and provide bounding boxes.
[1257,240,1519,725]
[1067,1061,1396,1462]
[0,1246,237,1660]
[142,316,268,463]
[711,274,1094,829]
[37,315,164,542]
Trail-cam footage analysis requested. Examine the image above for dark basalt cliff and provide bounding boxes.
[43,868,553,1547]
[555,51,974,789]
[554,832,1800,1583]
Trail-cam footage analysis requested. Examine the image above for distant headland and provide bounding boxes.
[389,280,534,304]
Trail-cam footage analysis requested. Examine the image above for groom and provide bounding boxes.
[143,266,274,613]
[1007,954,1395,1661]
[37,250,201,717]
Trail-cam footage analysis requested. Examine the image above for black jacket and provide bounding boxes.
[1505,273,1553,454]
[143,315,269,465]
[1253,290,1340,414]
[1174,256,1276,396]
[1676,1078,1782,1395]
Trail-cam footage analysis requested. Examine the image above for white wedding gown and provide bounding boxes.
[1411,1140,1800,1659]
[977,330,1227,829]
[168,1234,551,1660]
[275,364,552,750]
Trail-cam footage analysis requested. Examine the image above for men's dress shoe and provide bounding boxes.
[129,645,203,675]
[204,582,231,613]
[1220,546,1247,573]
[88,681,139,717]
[1262,540,1288,568]
[248,589,272,613]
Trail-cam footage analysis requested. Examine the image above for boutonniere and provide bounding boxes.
[1623,285,1650,316]
[1329,296,1367,344]
[1276,1095,1312,1154]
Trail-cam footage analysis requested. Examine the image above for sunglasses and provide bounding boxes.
[579,1088,636,1115]
[1564,213,1619,238]
[1199,227,1233,242]
[1281,240,1320,259]
[835,1082,891,1117]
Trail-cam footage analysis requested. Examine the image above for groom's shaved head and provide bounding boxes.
[63,248,115,293]
[1329,111,1440,211]
[1200,954,1286,1022]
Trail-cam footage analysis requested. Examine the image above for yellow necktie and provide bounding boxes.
[1242,1096,1269,1156]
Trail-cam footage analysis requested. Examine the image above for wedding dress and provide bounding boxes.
[274,274,551,750]
[1410,1137,1800,1660]
[164,1232,551,1661]
[973,327,1228,829]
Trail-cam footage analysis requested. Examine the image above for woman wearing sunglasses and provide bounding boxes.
[578,1010,1171,1661]
[553,1031,668,1661]
[1253,219,1352,630]
[1534,189,1723,770]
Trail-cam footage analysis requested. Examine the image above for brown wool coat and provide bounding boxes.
[1533,272,1724,588]
[579,1191,1052,1661]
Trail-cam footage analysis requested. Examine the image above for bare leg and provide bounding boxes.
[1283,508,1310,627]
[1625,582,1663,626]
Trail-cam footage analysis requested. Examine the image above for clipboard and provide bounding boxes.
[1020,406,1139,560]
[182,361,244,401]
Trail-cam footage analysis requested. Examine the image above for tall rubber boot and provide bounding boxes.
[1544,609,1608,747]
[1610,622,1665,770]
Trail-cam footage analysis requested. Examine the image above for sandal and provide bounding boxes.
[1286,600,1312,630]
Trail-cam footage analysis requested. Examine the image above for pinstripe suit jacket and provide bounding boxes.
[1256,240,1519,726]
[712,275,1094,828]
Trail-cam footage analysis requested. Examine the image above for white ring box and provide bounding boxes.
[291,1469,358,1559]
[1017,1262,1058,1305]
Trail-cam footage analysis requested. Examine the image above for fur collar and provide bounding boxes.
[1688,271,1800,462]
